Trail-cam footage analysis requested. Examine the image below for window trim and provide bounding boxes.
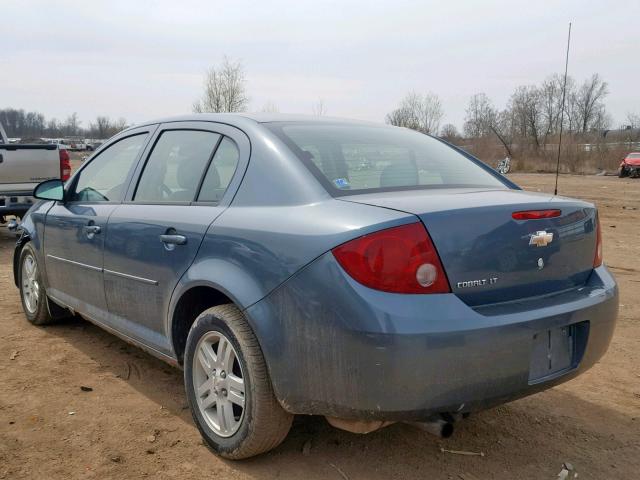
[64,129,154,205]
[193,134,223,202]
[121,120,251,208]
[194,136,240,204]
[130,128,222,206]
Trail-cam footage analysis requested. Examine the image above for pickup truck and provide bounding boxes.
[0,122,71,222]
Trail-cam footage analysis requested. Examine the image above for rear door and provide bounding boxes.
[44,128,152,316]
[102,121,248,352]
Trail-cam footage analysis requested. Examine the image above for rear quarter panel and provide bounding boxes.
[170,199,417,313]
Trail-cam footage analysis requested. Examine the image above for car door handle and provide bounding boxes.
[159,234,187,245]
[84,225,101,234]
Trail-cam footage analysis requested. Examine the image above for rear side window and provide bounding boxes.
[135,130,220,203]
[197,137,239,202]
[266,123,506,194]
[70,133,148,202]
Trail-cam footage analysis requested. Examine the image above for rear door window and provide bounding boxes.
[134,130,220,203]
[197,137,240,203]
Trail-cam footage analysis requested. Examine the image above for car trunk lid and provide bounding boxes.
[338,188,598,306]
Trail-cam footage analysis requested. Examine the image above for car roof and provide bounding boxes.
[129,113,381,130]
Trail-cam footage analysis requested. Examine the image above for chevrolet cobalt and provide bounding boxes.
[15,114,618,458]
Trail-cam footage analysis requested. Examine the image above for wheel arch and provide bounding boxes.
[168,282,239,365]
[13,231,31,287]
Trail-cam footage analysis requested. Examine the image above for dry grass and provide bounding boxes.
[461,139,629,175]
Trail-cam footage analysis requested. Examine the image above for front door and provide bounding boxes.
[102,122,247,353]
[44,130,152,316]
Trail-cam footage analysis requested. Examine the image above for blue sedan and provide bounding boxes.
[14,114,618,458]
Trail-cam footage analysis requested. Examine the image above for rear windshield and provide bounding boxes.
[265,122,507,195]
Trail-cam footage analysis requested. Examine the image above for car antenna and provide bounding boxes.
[554,22,572,196]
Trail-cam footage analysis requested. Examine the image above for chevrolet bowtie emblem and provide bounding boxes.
[529,230,554,247]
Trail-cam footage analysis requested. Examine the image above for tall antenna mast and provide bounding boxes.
[554,22,572,196]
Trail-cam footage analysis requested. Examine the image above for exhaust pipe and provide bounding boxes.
[407,413,459,438]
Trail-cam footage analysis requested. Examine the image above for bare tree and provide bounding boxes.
[575,73,609,133]
[312,98,327,116]
[386,92,420,130]
[45,118,59,136]
[439,123,459,142]
[419,93,444,134]
[539,74,565,140]
[63,112,81,136]
[385,105,414,129]
[92,116,111,138]
[627,112,640,129]
[463,93,496,138]
[624,113,640,141]
[261,101,279,113]
[507,85,542,149]
[193,56,248,113]
[386,92,443,134]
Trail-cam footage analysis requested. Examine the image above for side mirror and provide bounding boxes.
[34,179,65,201]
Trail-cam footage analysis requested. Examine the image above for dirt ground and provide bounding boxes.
[0,173,638,479]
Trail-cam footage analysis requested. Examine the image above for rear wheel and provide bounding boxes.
[19,244,59,325]
[184,305,292,459]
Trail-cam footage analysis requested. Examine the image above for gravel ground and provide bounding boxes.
[0,173,638,479]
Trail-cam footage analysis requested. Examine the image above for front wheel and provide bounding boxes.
[19,244,58,325]
[184,305,293,459]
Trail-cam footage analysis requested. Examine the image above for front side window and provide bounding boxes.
[266,123,507,195]
[134,130,220,203]
[70,133,148,202]
[197,137,240,202]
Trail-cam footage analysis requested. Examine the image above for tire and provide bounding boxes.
[18,243,58,325]
[184,305,293,459]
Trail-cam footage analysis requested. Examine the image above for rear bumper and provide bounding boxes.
[246,253,618,420]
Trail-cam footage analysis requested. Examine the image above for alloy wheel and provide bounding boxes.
[192,331,246,437]
[21,253,40,314]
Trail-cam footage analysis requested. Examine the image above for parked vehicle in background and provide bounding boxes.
[64,138,91,151]
[47,139,71,150]
[0,122,71,222]
[14,114,618,459]
[618,152,640,178]
[86,141,103,151]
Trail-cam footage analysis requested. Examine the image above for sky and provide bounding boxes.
[2,0,639,131]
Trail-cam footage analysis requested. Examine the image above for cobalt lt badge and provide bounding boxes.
[529,230,554,247]
[537,257,544,270]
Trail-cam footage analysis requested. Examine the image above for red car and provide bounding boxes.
[619,152,640,178]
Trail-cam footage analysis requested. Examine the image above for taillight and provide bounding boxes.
[593,214,603,267]
[59,149,71,181]
[332,222,450,294]
[512,209,561,220]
